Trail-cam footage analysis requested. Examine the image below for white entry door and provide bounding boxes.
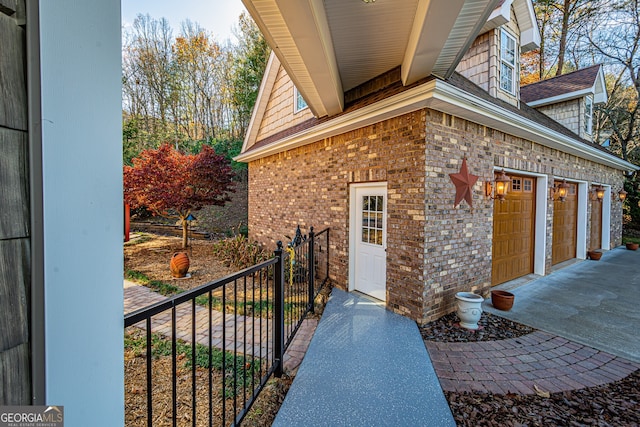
[351,184,387,301]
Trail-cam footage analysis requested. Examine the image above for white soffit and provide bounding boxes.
[243,0,344,117]
[594,66,608,104]
[402,0,466,85]
[326,0,418,91]
[431,0,503,79]
[481,0,513,33]
[244,0,501,116]
[515,0,541,52]
[479,0,540,53]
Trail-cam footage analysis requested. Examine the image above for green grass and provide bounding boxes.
[622,236,640,244]
[126,270,307,318]
[125,270,182,296]
[125,332,260,396]
[124,232,154,246]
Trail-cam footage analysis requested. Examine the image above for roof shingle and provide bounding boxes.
[520,64,602,104]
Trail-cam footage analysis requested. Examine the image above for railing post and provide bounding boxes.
[273,241,285,378]
[325,229,330,281]
[308,226,315,314]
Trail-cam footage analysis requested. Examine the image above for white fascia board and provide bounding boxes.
[518,0,541,52]
[402,0,466,85]
[235,81,438,162]
[486,0,512,27]
[525,88,593,107]
[236,76,637,172]
[242,52,280,154]
[433,80,638,171]
[520,27,541,52]
[282,0,343,116]
[594,66,608,104]
[242,0,343,118]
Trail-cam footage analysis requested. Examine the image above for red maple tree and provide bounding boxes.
[124,144,235,248]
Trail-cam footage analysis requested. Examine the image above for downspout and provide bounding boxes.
[27,0,45,405]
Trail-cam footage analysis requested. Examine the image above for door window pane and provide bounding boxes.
[361,194,384,245]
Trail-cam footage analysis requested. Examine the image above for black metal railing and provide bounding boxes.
[124,227,329,427]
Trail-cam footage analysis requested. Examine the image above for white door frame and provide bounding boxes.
[592,183,612,250]
[348,182,387,300]
[494,168,548,277]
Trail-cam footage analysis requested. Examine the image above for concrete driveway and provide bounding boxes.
[484,246,640,363]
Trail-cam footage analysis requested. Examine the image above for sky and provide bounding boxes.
[121,0,247,41]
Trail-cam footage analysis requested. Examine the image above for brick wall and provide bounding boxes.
[249,107,625,324]
[419,109,624,322]
[248,107,625,324]
[249,111,428,321]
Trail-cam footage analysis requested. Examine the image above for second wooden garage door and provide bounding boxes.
[552,182,578,265]
[492,175,536,286]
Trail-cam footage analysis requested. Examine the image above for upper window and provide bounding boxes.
[294,87,308,113]
[584,96,593,135]
[500,29,517,95]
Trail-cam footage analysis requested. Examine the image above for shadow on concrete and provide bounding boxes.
[485,246,640,363]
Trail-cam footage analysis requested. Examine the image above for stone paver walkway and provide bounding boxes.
[426,330,640,395]
[124,280,316,373]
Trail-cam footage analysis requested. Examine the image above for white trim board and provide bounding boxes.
[237,78,637,174]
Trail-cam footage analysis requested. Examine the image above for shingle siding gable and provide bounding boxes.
[255,65,314,143]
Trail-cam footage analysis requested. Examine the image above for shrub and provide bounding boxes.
[212,234,269,270]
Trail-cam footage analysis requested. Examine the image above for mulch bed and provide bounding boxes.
[420,312,640,426]
[420,312,535,342]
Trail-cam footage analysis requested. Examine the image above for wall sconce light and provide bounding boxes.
[592,185,605,202]
[485,169,510,201]
[618,188,628,202]
[550,179,570,202]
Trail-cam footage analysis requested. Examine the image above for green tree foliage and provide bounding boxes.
[122,12,269,164]
[231,12,271,138]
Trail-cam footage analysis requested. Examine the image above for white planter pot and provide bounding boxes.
[455,292,484,330]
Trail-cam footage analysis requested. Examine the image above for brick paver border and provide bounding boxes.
[124,281,316,373]
[426,331,640,395]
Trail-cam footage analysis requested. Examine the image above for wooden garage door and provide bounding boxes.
[492,175,536,286]
[552,182,578,265]
[590,196,603,250]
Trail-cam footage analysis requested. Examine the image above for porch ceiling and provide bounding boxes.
[242,0,500,118]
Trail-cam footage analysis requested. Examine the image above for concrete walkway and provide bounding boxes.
[273,289,455,427]
[484,246,640,362]
[123,280,316,373]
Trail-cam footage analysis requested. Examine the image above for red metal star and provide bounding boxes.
[449,157,479,209]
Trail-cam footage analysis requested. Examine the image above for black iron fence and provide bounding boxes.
[124,227,329,427]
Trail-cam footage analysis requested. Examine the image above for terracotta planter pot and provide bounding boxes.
[170,252,190,278]
[626,242,639,251]
[587,250,602,260]
[491,290,514,311]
